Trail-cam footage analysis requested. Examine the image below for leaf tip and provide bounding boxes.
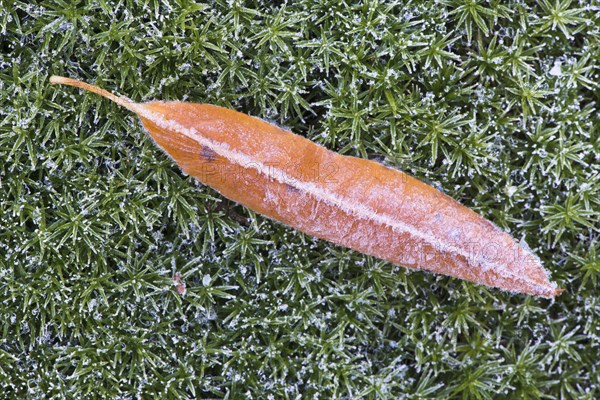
[49,75,66,85]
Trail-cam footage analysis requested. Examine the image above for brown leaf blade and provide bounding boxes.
[50,76,564,297]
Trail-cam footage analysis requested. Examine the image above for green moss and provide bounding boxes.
[0,0,598,398]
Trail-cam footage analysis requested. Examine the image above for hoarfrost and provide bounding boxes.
[549,60,563,77]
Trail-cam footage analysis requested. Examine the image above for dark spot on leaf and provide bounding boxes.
[285,183,301,194]
[201,146,217,162]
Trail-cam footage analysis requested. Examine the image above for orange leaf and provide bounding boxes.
[50,76,564,297]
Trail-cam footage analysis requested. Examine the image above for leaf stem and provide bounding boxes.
[49,76,139,113]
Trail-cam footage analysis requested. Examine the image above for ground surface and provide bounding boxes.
[0,0,599,398]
